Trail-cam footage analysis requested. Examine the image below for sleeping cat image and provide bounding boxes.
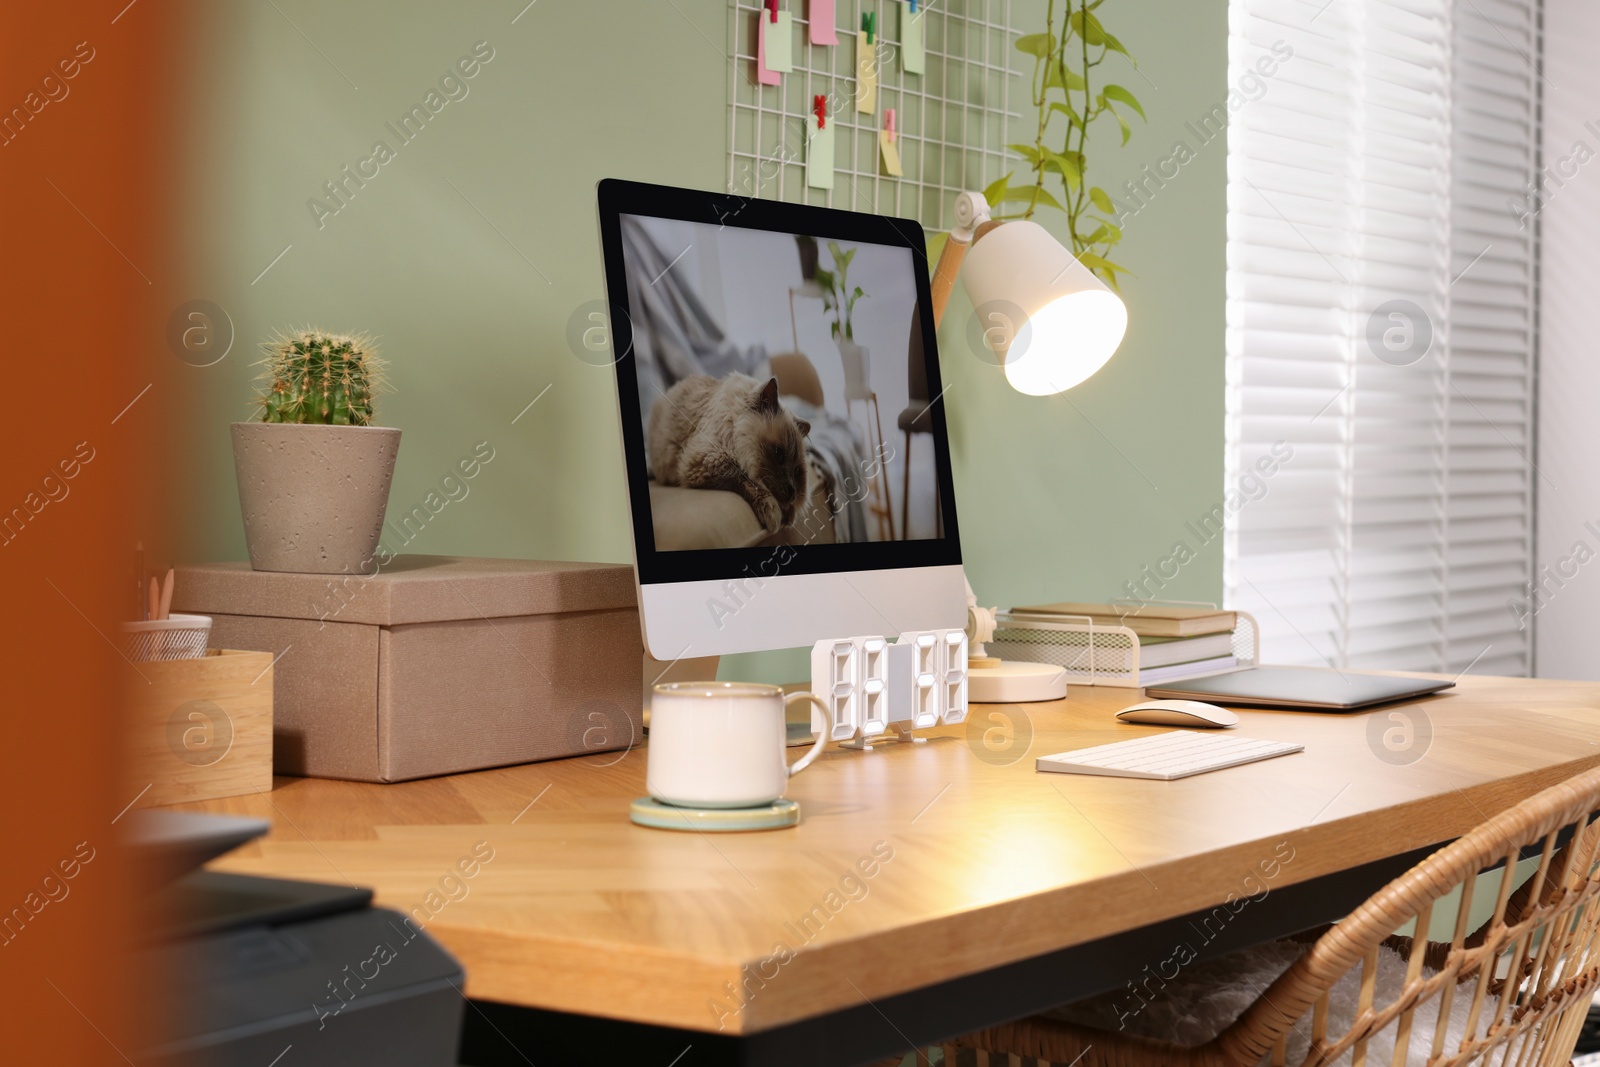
[648,373,812,534]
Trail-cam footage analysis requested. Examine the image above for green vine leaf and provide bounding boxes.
[1077,252,1126,276]
[1101,30,1134,63]
[1102,85,1145,120]
[1084,10,1111,45]
[1015,33,1054,58]
[1049,101,1085,132]
[1042,147,1082,191]
[1109,106,1132,145]
[1080,219,1124,247]
[1000,187,1067,213]
[983,173,1012,206]
[1068,10,1106,46]
[1089,187,1116,214]
[1076,252,1128,291]
[1007,143,1043,166]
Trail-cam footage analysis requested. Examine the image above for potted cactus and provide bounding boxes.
[231,329,399,575]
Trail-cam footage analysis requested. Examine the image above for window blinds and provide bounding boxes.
[1224,0,1538,675]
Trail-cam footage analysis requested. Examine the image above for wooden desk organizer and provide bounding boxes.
[124,648,274,807]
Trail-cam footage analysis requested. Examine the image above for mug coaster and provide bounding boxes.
[630,796,800,832]
[786,721,821,748]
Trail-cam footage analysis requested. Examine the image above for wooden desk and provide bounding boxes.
[178,676,1600,1065]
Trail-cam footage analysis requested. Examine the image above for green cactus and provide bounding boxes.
[255,329,386,426]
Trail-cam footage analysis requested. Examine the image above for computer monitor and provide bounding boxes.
[595,179,965,659]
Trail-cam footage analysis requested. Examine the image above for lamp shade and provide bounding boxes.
[959,220,1128,396]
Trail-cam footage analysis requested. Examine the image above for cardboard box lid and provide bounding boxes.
[173,556,637,626]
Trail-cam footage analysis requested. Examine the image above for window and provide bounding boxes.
[1224,0,1539,675]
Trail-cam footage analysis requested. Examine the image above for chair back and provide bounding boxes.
[769,352,824,408]
[1223,765,1600,1067]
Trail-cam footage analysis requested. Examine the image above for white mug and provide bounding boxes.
[647,682,831,809]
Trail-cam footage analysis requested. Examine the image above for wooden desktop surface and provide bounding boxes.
[177,675,1600,1035]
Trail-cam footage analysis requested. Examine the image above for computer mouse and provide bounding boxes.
[1115,700,1239,728]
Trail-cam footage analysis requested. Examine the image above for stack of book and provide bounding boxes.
[1005,602,1241,685]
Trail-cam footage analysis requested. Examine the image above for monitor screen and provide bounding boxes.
[596,180,961,591]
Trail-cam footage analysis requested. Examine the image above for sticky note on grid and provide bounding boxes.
[807,116,834,189]
[856,31,877,113]
[879,130,903,176]
[756,13,780,85]
[810,0,837,44]
[767,10,794,72]
[902,5,925,74]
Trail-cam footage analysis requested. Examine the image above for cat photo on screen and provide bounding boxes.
[647,373,812,536]
[619,214,941,553]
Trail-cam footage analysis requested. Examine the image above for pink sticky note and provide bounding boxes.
[757,12,780,85]
[811,0,838,44]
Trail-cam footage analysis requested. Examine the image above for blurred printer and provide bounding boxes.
[132,812,464,1067]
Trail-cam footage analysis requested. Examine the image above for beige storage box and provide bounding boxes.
[172,556,643,782]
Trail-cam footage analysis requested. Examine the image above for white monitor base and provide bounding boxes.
[969,660,1068,704]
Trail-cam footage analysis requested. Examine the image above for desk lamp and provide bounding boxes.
[929,191,1129,702]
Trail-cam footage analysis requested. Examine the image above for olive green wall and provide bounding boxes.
[179,0,1225,682]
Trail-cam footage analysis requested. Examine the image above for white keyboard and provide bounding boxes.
[1036,731,1304,780]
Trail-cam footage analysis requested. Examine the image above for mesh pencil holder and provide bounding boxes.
[122,613,212,662]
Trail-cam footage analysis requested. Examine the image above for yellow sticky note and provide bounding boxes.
[902,6,925,74]
[879,130,903,176]
[807,116,835,190]
[767,10,794,73]
[856,31,877,113]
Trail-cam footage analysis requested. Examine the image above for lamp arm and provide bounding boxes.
[936,192,1016,668]
[929,191,994,330]
[929,235,970,331]
[964,572,997,655]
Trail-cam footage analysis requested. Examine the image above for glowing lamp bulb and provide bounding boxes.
[960,220,1128,396]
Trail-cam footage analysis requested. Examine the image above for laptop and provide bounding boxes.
[1143,665,1454,711]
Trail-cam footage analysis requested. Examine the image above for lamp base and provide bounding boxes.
[968,659,1068,704]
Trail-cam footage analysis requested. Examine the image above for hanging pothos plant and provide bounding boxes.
[982,0,1145,291]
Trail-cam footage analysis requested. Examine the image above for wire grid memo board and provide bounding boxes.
[726,0,1019,231]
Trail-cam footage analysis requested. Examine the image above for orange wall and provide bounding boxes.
[0,2,188,1060]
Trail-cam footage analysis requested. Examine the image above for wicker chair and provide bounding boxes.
[941,765,1600,1067]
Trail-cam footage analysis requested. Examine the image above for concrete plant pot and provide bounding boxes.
[231,422,400,574]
